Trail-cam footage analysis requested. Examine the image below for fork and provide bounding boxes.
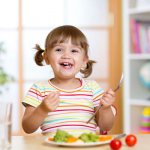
[114,133,126,139]
[113,73,124,92]
[86,73,124,124]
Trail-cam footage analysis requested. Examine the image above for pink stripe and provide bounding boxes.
[55,109,94,113]
[60,94,92,96]
[28,93,43,101]
[29,90,93,97]
[43,124,95,131]
[29,90,45,98]
[60,96,92,100]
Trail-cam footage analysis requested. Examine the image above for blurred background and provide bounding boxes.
[0,0,149,136]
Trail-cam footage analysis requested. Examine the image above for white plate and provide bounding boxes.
[45,138,111,147]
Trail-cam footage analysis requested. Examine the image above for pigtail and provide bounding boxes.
[34,44,45,66]
[80,60,96,78]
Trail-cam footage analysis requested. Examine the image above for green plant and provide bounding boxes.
[0,42,13,86]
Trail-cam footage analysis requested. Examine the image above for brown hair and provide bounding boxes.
[34,25,96,78]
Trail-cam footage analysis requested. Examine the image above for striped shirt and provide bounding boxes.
[23,78,105,137]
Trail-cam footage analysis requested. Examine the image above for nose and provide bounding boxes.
[61,50,71,59]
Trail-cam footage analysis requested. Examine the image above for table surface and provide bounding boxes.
[10,134,150,150]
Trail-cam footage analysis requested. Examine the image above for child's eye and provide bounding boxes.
[55,48,62,52]
[71,49,79,53]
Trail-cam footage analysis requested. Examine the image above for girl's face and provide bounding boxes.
[45,38,88,80]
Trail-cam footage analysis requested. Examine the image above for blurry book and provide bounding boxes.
[130,19,150,53]
[130,19,141,53]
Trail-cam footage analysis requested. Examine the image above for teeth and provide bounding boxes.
[60,62,72,66]
[63,62,69,66]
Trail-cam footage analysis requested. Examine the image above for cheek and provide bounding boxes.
[80,57,88,66]
[76,54,87,62]
[75,57,84,65]
[49,57,57,65]
[47,53,59,64]
[75,59,86,70]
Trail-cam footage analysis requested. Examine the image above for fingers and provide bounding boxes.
[101,98,112,107]
[48,91,59,103]
[100,89,116,107]
[44,91,60,111]
[52,94,60,107]
[105,88,115,97]
[46,92,59,102]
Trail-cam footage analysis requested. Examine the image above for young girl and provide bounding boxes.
[22,25,116,137]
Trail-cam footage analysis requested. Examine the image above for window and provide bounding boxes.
[0,0,114,135]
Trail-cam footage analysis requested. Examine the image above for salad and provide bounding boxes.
[48,129,112,143]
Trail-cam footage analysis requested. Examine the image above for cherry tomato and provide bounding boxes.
[110,139,122,150]
[125,134,137,147]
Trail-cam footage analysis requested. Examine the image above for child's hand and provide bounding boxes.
[40,92,60,112]
[100,89,116,109]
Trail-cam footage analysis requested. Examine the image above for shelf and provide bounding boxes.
[123,0,150,134]
[130,99,150,106]
[129,7,150,15]
[129,7,150,21]
[129,54,150,59]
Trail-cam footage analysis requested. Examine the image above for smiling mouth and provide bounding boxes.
[60,62,73,69]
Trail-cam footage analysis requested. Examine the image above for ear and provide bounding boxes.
[43,52,49,65]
